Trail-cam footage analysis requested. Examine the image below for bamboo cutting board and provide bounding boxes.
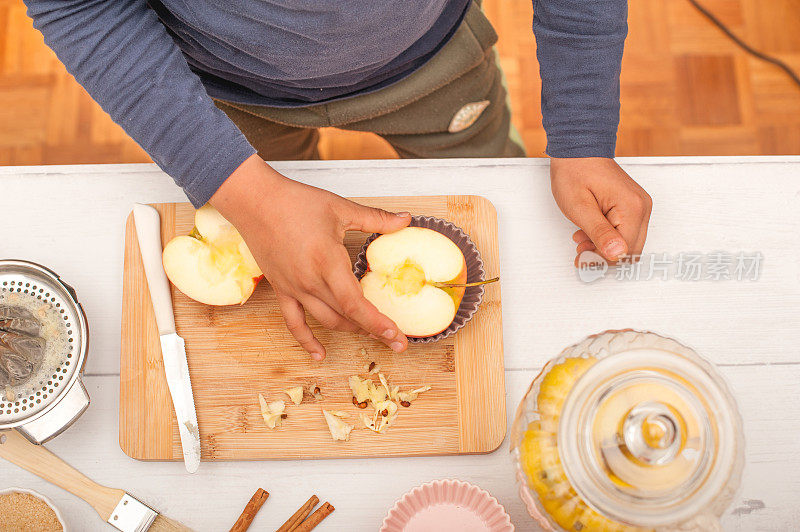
[120,196,505,460]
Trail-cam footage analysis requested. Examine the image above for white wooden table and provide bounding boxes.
[2,157,799,531]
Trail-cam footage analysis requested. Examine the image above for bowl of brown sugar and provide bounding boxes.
[0,487,65,531]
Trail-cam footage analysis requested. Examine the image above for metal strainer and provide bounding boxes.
[0,260,89,443]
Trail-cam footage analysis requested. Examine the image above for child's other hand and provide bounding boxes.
[550,157,652,266]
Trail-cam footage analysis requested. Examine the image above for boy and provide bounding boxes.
[25,0,652,358]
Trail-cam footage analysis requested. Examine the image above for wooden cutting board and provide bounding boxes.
[120,196,505,460]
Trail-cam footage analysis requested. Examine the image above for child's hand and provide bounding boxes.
[210,155,411,360]
[550,157,652,266]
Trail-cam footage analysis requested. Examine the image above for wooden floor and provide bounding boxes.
[1,0,799,166]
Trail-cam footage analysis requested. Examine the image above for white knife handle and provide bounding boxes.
[133,204,176,336]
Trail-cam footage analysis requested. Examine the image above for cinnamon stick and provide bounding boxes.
[276,495,319,532]
[293,502,335,532]
[229,488,269,532]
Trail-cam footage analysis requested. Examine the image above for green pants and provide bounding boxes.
[214,2,525,160]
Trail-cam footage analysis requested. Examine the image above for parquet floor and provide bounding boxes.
[1,0,799,166]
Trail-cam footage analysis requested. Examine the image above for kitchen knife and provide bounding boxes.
[133,203,201,474]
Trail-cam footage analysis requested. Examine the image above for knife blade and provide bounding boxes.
[132,203,201,474]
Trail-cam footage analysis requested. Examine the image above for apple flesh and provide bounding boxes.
[162,205,263,305]
[360,227,467,337]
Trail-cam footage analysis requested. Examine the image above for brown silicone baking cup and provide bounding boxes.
[353,215,486,344]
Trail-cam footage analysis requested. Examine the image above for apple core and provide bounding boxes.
[387,260,426,296]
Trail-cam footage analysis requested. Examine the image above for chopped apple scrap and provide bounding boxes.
[258,394,286,429]
[323,410,353,441]
[309,384,324,401]
[348,373,430,434]
[379,374,391,398]
[363,361,381,375]
[397,386,432,404]
[284,386,304,405]
[259,385,313,429]
[349,376,370,403]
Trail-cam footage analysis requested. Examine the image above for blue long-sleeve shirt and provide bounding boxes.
[24,0,627,207]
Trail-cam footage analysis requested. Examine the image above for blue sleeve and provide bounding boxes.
[532,0,628,158]
[24,0,256,207]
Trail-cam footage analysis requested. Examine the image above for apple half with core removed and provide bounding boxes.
[162,205,263,305]
[359,227,467,338]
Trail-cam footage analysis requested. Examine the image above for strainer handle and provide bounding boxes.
[16,380,90,444]
[0,429,125,521]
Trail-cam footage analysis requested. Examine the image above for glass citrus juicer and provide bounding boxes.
[511,330,744,531]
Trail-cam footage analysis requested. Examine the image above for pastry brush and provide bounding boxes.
[0,430,192,531]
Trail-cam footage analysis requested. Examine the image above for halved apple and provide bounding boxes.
[359,227,466,337]
[162,205,263,305]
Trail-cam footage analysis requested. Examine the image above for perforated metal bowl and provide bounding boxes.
[0,260,89,444]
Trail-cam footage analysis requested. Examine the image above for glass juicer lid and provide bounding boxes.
[514,331,745,531]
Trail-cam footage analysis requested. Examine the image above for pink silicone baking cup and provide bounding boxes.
[381,479,514,532]
[353,215,486,344]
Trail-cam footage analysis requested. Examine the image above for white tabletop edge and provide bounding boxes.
[2,157,800,530]
[2,155,800,178]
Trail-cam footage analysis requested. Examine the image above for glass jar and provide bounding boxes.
[511,330,744,531]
